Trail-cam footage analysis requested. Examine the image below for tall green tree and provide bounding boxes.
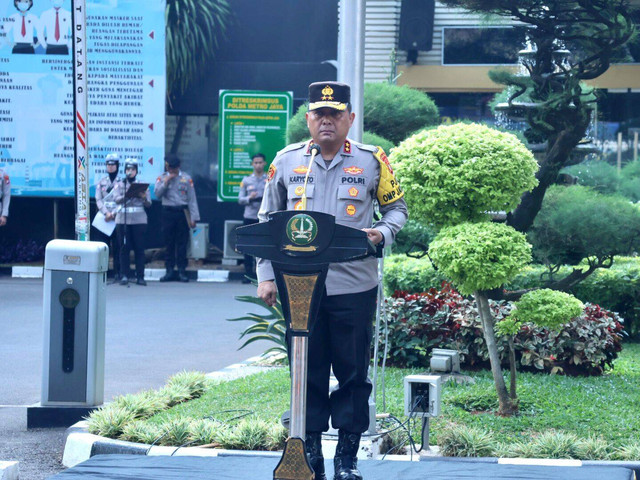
[440,0,635,233]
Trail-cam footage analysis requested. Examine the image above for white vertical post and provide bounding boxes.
[72,0,90,241]
[617,132,623,173]
[338,0,365,142]
[634,131,638,163]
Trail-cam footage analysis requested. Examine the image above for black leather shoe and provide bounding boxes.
[334,431,363,480]
[136,278,147,286]
[305,432,327,480]
[119,276,129,286]
[159,270,177,282]
[178,270,189,282]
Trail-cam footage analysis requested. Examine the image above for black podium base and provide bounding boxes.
[46,454,635,480]
[27,404,98,429]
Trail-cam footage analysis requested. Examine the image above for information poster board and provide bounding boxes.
[218,90,293,202]
[0,0,165,197]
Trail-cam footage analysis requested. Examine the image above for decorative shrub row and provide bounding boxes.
[381,285,625,375]
[384,254,640,337]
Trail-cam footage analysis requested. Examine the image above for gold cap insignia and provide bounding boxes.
[321,85,334,100]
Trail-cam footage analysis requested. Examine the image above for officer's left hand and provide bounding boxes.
[362,228,383,245]
[190,221,196,229]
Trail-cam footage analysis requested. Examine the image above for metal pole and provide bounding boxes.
[289,336,308,439]
[338,0,365,142]
[72,0,90,241]
[617,132,623,173]
[634,131,638,163]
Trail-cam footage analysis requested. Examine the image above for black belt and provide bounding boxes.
[163,205,187,212]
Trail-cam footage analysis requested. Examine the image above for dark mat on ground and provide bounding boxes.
[46,454,635,480]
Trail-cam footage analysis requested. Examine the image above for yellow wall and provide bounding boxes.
[398,64,640,92]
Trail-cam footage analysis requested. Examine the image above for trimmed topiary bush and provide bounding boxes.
[429,222,532,296]
[500,289,584,334]
[392,123,538,227]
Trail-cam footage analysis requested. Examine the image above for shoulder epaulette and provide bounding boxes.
[373,147,404,206]
[352,141,377,153]
[277,141,306,156]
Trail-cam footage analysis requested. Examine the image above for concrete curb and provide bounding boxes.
[4,267,242,282]
[0,462,19,480]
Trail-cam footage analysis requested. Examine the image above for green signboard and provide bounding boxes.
[218,90,293,201]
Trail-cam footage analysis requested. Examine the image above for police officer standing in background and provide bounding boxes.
[238,153,267,282]
[155,154,200,283]
[257,82,407,480]
[94,153,122,282]
[0,167,10,228]
[114,158,151,286]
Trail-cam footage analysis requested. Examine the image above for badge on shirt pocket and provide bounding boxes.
[337,185,367,222]
[288,183,314,211]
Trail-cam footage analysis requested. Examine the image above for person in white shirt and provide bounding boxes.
[3,0,46,54]
[40,0,71,55]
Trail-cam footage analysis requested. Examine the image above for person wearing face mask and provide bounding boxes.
[114,158,151,286]
[94,153,122,282]
[3,0,46,54]
[40,0,71,55]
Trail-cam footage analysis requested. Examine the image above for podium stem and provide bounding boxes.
[290,336,308,439]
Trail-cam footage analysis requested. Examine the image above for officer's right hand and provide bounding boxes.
[257,281,277,307]
[0,216,6,227]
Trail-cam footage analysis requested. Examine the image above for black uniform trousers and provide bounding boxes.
[92,227,121,277]
[162,206,189,271]
[242,218,258,277]
[117,224,146,280]
[301,286,378,434]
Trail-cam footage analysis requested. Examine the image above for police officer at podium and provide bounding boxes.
[155,153,200,282]
[257,81,407,480]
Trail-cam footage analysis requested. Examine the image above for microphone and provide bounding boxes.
[309,143,321,156]
[301,144,321,210]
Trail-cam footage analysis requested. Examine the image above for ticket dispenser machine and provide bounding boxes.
[41,239,108,408]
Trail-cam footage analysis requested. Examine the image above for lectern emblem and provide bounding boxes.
[286,214,318,245]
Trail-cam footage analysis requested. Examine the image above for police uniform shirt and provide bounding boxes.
[257,139,408,296]
[3,13,45,45]
[40,7,71,47]
[0,168,10,218]
[95,175,120,215]
[113,179,151,225]
[154,171,200,222]
[238,172,267,220]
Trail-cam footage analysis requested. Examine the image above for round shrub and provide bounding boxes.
[512,289,584,330]
[392,123,539,227]
[429,222,532,295]
[529,185,640,265]
[362,131,394,154]
[362,82,438,144]
[383,254,448,294]
[563,160,620,194]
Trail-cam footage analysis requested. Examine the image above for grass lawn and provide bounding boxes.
[146,342,640,447]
